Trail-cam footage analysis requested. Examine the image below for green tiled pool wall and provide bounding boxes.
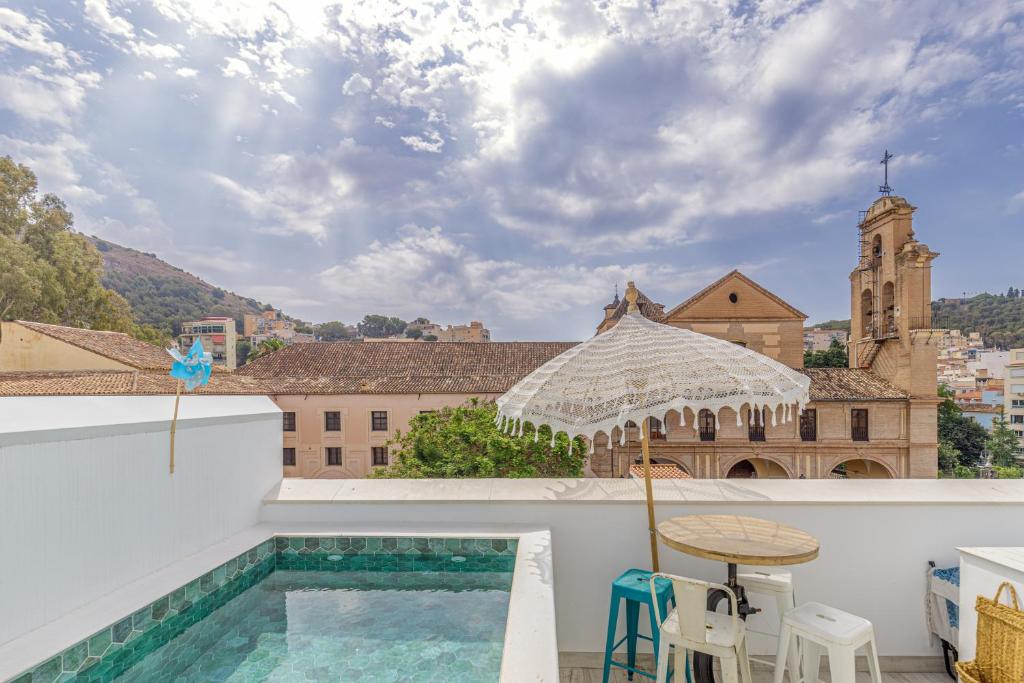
[275,535,518,573]
[12,536,517,682]
[13,540,276,683]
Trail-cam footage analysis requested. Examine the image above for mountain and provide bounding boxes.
[88,236,278,336]
[810,292,1024,349]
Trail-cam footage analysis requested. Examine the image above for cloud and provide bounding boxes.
[1008,189,1024,214]
[317,224,755,323]
[138,70,156,80]
[221,57,252,78]
[400,130,444,153]
[342,73,371,95]
[175,67,199,78]
[83,0,135,39]
[130,41,181,60]
[0,68,101,127]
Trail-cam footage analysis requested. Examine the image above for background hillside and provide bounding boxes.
[811,291,1024,349]
[89,237,276,337]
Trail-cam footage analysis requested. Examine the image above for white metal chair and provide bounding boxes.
[649,573,753,683]
[773,602,882,683]
[737,566,801,676]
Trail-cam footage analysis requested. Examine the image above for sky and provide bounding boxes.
[1,0,1022,341]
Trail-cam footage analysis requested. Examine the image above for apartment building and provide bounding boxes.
[1005,348,1024,455]
[178,317,237,369]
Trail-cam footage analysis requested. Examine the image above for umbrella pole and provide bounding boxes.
[640,428,660,572]
[169,380,181,475]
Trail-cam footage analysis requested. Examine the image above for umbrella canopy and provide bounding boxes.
[496,292,810,447]
[495,282,811,571]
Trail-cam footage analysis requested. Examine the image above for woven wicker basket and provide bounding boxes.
[956,582,1024,683]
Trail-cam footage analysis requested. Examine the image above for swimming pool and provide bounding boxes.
[15,536,517,683]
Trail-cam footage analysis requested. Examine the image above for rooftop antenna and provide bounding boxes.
[879,149,894,196]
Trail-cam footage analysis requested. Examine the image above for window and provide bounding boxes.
[325,447,342,466]
[419,410,436,415]
[1012,385,1024,395]
[1014,400,1024,409]
[282,412,296,432]
[324,411,341,432]
[371,411,389,431]
[1012,369,1024,378]
[698,409,716,442]
[372,447,389,466]
[1012,415,1024,424]
[800,409,817,442]
[851,409,869,441]
[748,408,765,442]
[647,417,666,440]
[282,448,296,466]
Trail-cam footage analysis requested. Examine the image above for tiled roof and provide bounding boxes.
[236,341,579,394]
[800,368,908,401]
[0,371,268,396]
[629,463,691,479]
[13,320,173,371]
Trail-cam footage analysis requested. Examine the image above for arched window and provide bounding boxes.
[861,288,873,337]
[698,409,716,442]
[882,281,895,335]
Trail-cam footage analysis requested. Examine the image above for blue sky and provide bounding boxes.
[1,1,1022,340]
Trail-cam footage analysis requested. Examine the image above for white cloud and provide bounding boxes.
[1008,189,1024,214]
[317,224,752,322]
[0,68,101,127]
[342,72,371,95]
[83,0,135,39]
[130,41,181,60]
[175,67,199,78]
[221,56,252,79]
[0,8,72,65]
[138,70,156,80]
[400,130,444,153]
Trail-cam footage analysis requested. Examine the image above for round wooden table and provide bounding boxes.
[656,514,819,683]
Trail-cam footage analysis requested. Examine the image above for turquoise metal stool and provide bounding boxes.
[603,568,677,682]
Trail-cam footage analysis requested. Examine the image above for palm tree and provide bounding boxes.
[247,338,286,363]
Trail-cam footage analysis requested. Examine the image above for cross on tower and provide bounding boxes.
[879,149,894,196]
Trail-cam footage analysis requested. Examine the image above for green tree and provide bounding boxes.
[370,400,586,479]
[803,338,848,368]
[422,334,438,341]
[357,314,407,338]
[938,385,988,467]
[247,338,286,362]
[987,416,1020,468]
[0,156,137,333]
[993,465,1024,479]
[236,340,252,366]
[937,440,960,475]
[953,464,976,479]
[316,320,356,341]
[405,328,423,339]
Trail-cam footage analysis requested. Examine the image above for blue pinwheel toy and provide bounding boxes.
[166,338,213,473]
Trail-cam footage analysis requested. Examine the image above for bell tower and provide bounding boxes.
[849,187,940,477]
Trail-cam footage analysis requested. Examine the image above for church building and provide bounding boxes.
[591,193,940,479]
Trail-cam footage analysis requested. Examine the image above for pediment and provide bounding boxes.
[663,271,806,322]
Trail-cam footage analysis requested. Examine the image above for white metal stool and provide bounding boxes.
[773,602,882,683]
[737,566,800,676]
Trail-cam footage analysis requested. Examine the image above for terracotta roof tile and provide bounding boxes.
[13,320,173,371]
[0,371,267,396]
[800,368,908,401]
[236,341,578,394]
[629,463,691,479]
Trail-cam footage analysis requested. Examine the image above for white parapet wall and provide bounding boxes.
[262,477,1024,665]
[0,395,282,647]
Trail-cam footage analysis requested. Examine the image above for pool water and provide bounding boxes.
[114,570,512,682]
